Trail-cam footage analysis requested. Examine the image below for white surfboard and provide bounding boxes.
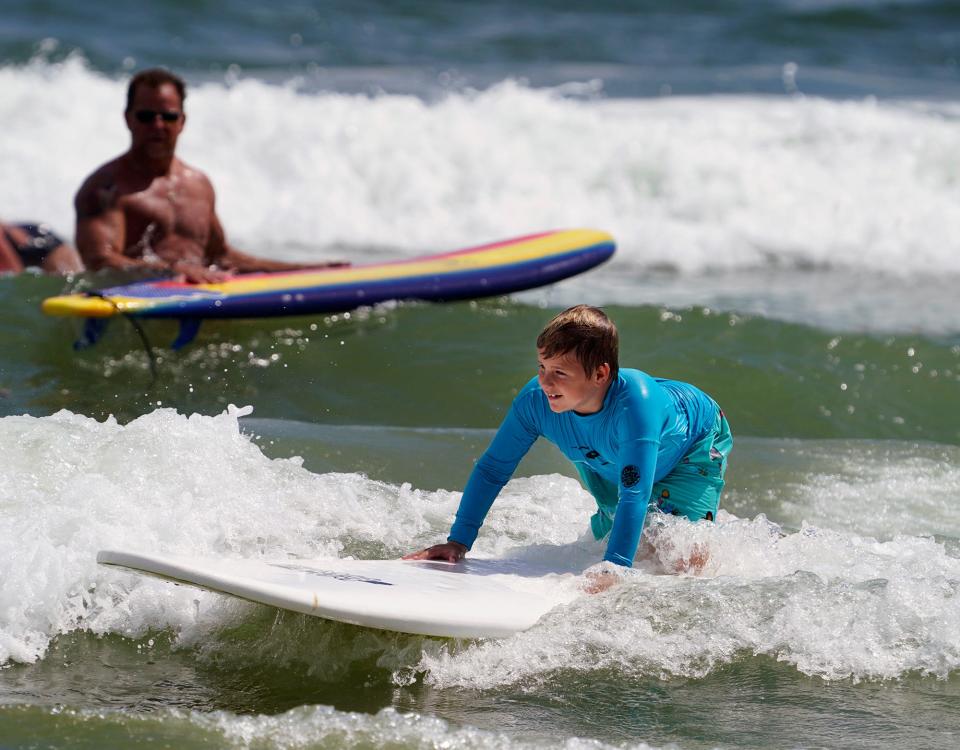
[96,550,579,638]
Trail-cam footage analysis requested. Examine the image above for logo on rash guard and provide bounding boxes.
[621,465,641,488]
[575,446,610,465]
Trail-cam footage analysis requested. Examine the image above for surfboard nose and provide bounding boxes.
[41,294,117,317]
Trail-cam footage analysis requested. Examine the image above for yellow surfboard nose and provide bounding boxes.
[41,294,118,318]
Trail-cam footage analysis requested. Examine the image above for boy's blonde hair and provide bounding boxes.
[536,305,619,378]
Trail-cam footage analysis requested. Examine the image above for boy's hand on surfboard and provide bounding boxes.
[582,562,628,594]
[582,570,620,594]
[403,541,468,563]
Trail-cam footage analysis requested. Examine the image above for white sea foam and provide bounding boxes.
[0,406,591,665]
[18,704,665,750]
[0,406,427,663]
[1,408,958,687]
[205,705,664,750]
[423,514,960,688]
[2,57,960,279]
[730,439,960,541]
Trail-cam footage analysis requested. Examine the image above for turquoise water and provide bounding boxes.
[2,2,960,748]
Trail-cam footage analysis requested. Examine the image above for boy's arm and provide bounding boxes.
[602,380,665,567]
[448,403,539,549]
[405,400,539,561]
[603,437,660,567]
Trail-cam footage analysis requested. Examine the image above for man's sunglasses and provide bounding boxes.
[133,109,182,124]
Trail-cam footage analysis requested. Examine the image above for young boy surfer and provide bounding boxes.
[405,305,732,590]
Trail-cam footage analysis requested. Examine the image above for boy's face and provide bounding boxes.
[537,349,611,415]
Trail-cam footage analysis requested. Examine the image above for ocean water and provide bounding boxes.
[1,1,959,748]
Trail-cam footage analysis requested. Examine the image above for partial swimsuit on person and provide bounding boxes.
[4,223,65,268]
[1,222,84,274]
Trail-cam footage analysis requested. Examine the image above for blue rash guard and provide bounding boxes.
[448,369,720,567]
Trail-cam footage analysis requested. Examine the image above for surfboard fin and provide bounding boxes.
[171,318,202,350]
[74,318,110,350]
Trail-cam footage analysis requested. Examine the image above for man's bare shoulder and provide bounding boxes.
[75,157,124,217]
[77,157,124,194]
[175,159,216,197]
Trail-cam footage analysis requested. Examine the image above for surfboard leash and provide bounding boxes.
[81,291,159,384]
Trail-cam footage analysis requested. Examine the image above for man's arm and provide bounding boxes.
[206,201,347,274]
[74,175,154,273]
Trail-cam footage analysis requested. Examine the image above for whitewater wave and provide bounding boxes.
[1,407,958,686]
[2,57,960,278]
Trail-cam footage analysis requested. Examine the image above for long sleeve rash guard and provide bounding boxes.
[448,369,718,566]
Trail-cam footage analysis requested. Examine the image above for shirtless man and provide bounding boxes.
[75,68,341,284]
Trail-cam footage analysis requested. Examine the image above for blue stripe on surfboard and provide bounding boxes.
[128,241,613,319]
